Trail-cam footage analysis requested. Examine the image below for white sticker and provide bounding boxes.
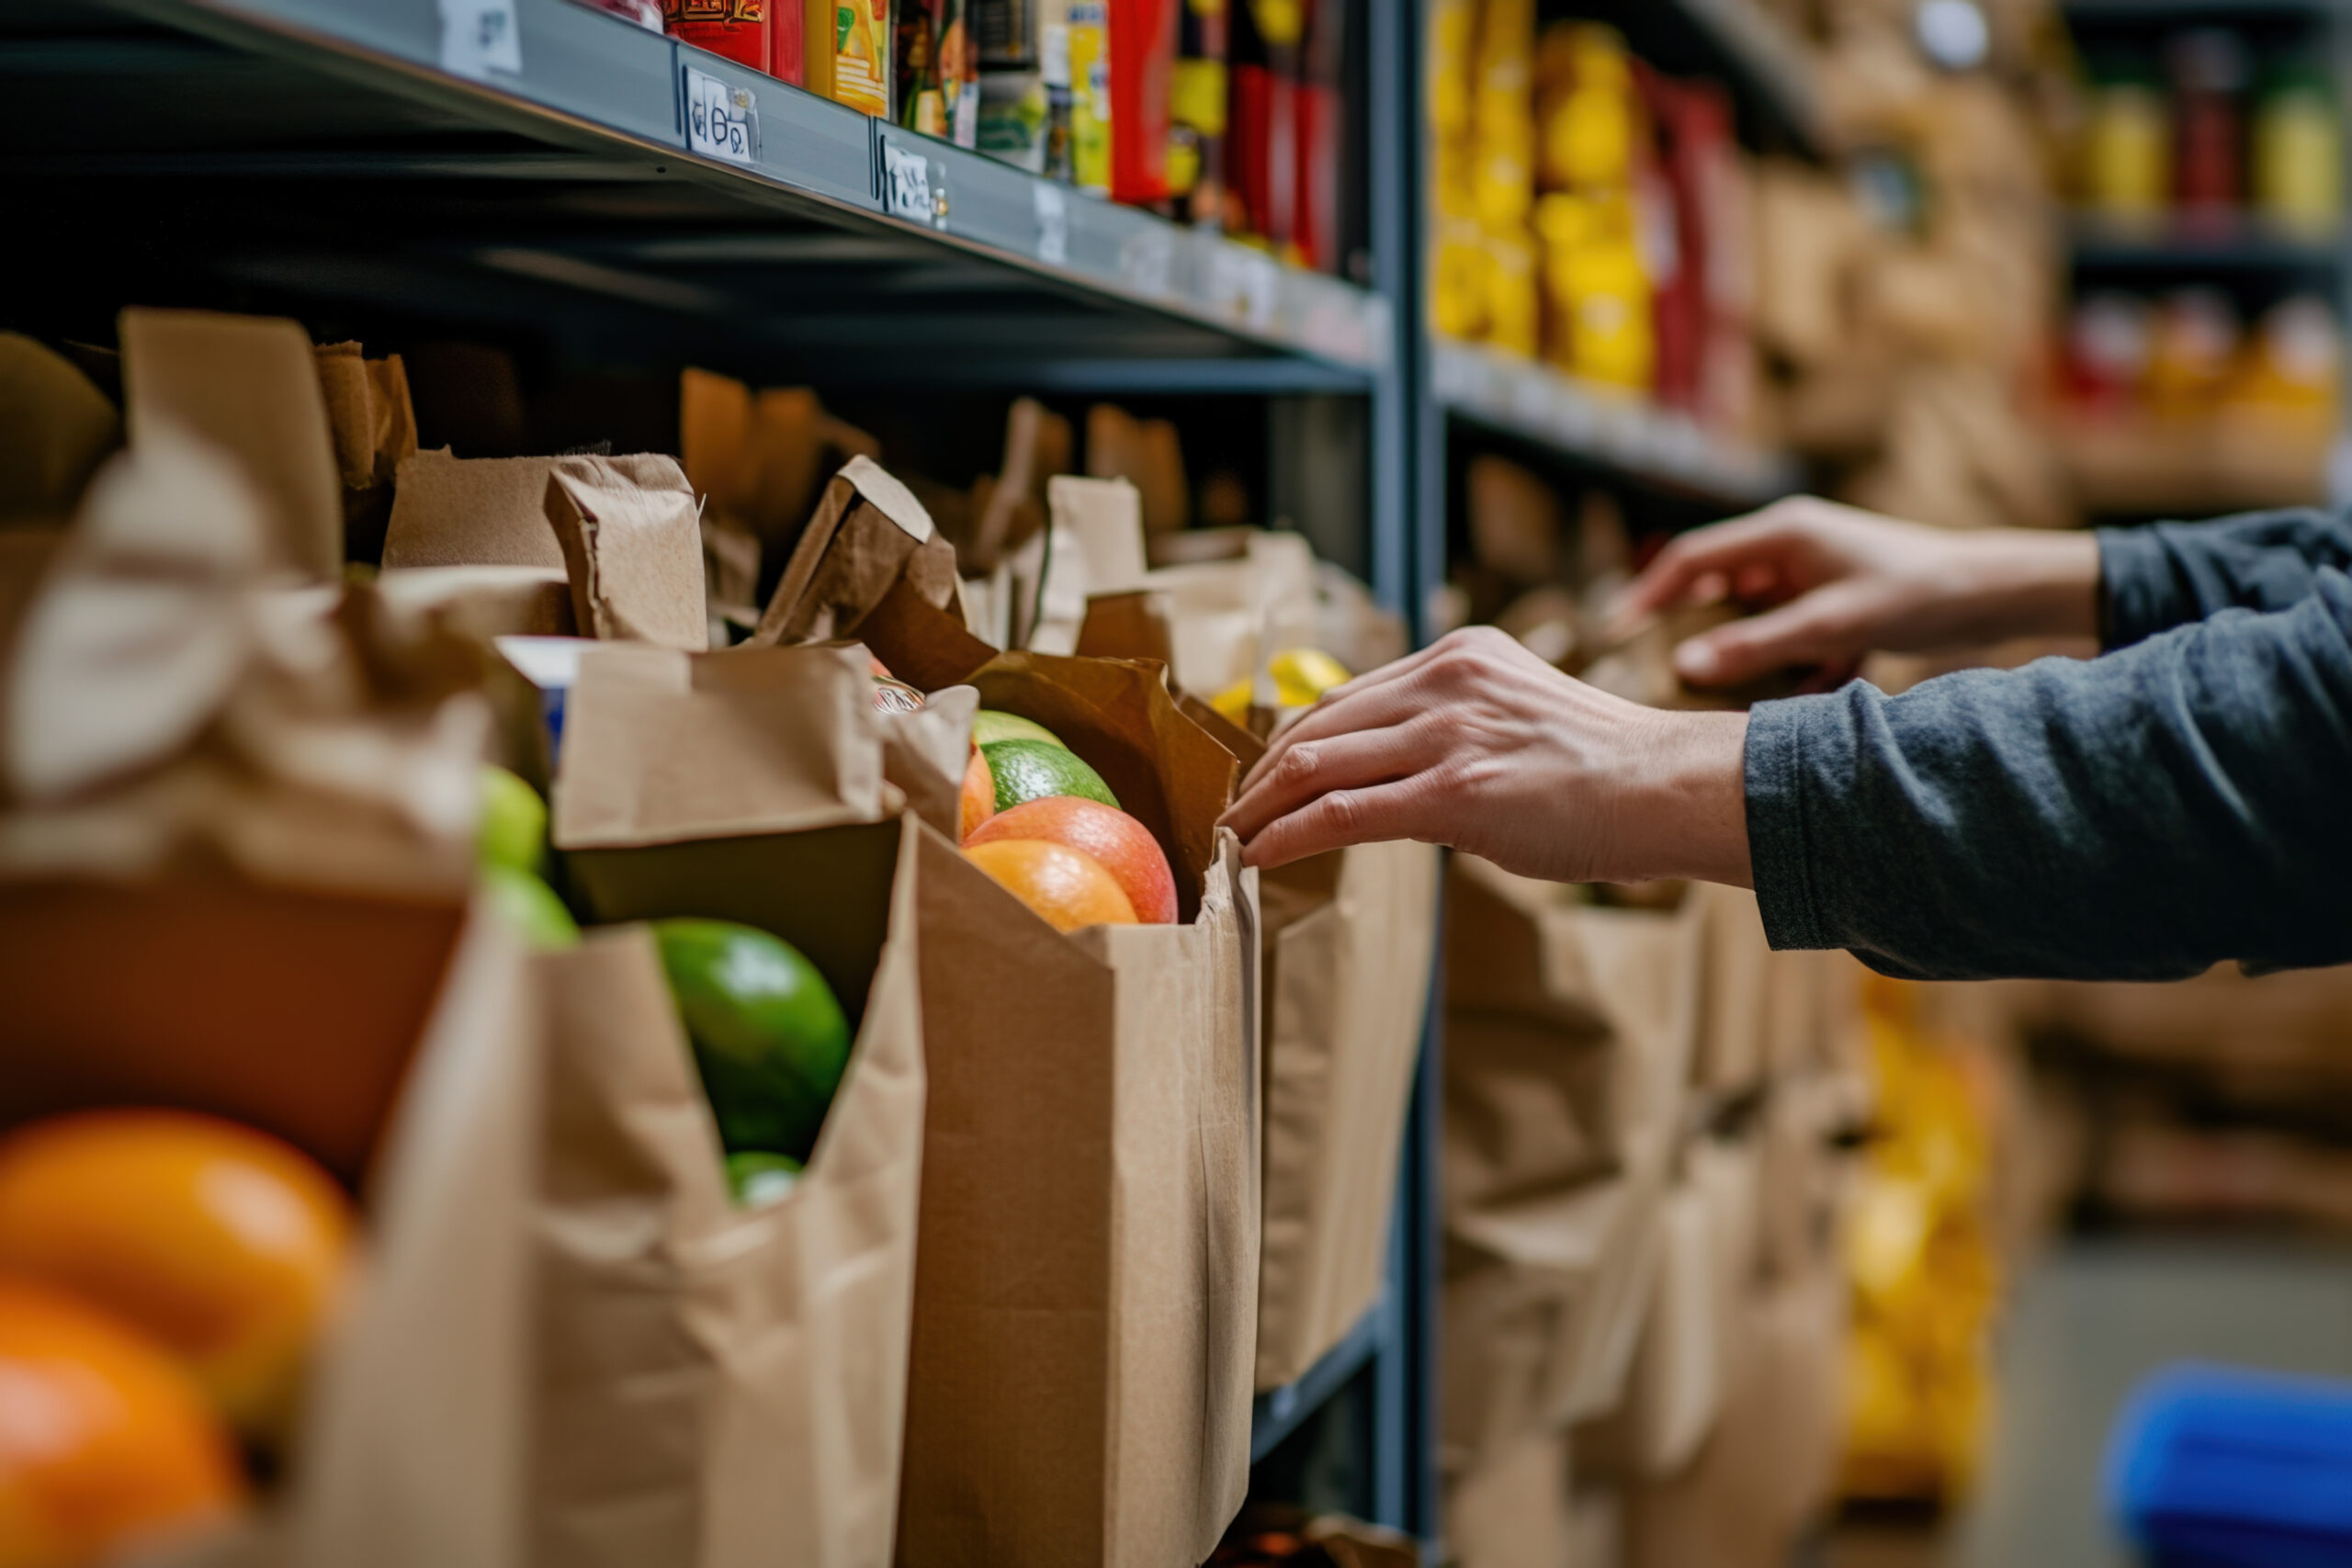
[684,66,758,166]
[1034,181,1069,265]
[1209,244,1279,330]
[439,0,521,79]
[1120,226,1172,297]
[884,141,944,227]
[840,456,935,542]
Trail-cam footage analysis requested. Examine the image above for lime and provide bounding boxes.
[971,710,1068,750]
[725,1150,805,1207]
[479,765,548,875]
[480,865,579,951]
[652,919,852,1161]
[980,739,1119,814]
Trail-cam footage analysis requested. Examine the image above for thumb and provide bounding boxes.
[1673,592,1860,686]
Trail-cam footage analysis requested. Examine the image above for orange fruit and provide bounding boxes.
[960,748,997,840]
[965,797,1178,924]
[963,840,1139,932]
[0,1280,244,1567]
[0,1111,356,1447]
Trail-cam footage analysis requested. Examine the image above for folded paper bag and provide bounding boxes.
[543,454,707,651]
[382,451,568,571]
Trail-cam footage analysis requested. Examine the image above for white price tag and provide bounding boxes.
[1209,244,1278,330]
[1034,182,1069,265]
[439,0,520,79]
[884,141,944,227]
[1119,226,1172,297]
[684,67,758,166]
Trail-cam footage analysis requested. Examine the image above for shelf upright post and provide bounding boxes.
[1364,0,1442,1546]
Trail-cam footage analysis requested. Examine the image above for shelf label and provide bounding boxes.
[1209,244,1278,331]
[439,0,520,79]
[1034,182,1069,266]
[883,141,946,228]
[1119,226,1172,297]
[684,67,758,166]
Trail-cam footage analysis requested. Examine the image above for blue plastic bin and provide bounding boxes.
[2105,1363,2352,1566]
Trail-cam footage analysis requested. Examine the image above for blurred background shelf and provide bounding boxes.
[2069,217,2348,275]
[0,0,1391,381]
[1433,342,1802,507]
[1569,0,1833,160]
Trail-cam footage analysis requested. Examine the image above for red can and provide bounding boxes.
[665,0,771,74]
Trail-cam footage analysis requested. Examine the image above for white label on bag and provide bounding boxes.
[1035,181,1069,265]
[439,0,521,78]
[684,67,758,165]
[884,141,944,227]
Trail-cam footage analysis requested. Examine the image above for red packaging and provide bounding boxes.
[1224,0,1301,247]
[1288,0,1342,272]
[1110,0,1180,203]
[1636,67,1707,413]
[771,0,803,84]
[665,0,771,73]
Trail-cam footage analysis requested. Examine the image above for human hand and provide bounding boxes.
[1608,496,2100,689]
[1216,626,1752,885]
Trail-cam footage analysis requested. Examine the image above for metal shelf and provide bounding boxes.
[1,0,1389,379]
[2069,217,2348,275]
[1250,1296,1394,1464]
[1433,340,1804,507]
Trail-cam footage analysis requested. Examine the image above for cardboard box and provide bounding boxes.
[542,642,938,1568]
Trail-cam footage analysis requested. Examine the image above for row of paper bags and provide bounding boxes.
[0,404,1440,1568]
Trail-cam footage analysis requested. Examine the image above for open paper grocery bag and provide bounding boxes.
[1440,856,1702,1484]
[750,467,1265,1567]
[1052,475,1438,1388]
[543,641,948,1568]
[0,433,540,1568]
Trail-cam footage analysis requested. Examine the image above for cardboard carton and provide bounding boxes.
[543,642,936,1568]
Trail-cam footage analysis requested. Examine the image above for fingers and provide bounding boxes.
[1220,719,1441,844]
[1604,512,1800,634]
[1671,586,1866,686]
[1236,627,1508,795]
[1238,775,1442,871]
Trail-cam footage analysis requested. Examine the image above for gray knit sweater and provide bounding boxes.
[1744,509,2352,981]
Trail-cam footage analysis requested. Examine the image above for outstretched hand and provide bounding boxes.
[1607,496,2101,688]
[1216,627,1752,886]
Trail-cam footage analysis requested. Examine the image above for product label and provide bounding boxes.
[684,66,759,164]
[883,140,947,227]
[829,0,892,115]
[1068,3,1109,192]
[439,0,521,79]
[1035,180,1069,263]
[670,0,762,17]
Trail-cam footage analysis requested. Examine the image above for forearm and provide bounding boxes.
[1617,710,1753,888]
[2101,506,2352,647]
[1945,528,2102,645]
[1742,578,2352,981]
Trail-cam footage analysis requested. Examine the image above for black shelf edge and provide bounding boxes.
[1250,1295,1391,1464]
[1433,341,1803,506]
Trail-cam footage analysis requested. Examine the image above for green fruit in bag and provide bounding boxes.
[653,919,851,1161]
[481,864,579,951]
[479,765,549,875]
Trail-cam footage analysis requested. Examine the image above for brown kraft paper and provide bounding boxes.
[0,438,541,1567]
[544,455,708,651]
[750,457,963,649]
[382,451,569,571]
[1441,857,1702,1480]
[878,638,1261,1568]
[544,641,938,1568]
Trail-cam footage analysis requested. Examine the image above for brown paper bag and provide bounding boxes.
[374,566,578,642]
[541,641,937,1568]
[1442,857,1702,1476]
[382,450,568,571]
[543,454,707,651]
[1443,1432,1574,1568]
[119,309,344,581]
[0,436,540,1568]
[750,457,961,649]
[312,342,416,564]
[845,628,1258,1568]
[0,333,122,529]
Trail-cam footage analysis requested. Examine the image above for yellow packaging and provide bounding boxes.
[1483,230,1541,359]
[2255,85,2341,233]
[1069,0,1110,194]
[808,0,892,117]
[2082,84,2167,222]
[1538,23,1637,190]
[1433,216,1489,342]
[1537,191,1652,390]
[1428,0,1477,142]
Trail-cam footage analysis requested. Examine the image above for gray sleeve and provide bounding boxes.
[2101,507,2352,648]
[1743,572,2352,982]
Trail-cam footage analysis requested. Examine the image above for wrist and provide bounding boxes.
[1957,529,2101,643]
[1615,709,1753,888]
